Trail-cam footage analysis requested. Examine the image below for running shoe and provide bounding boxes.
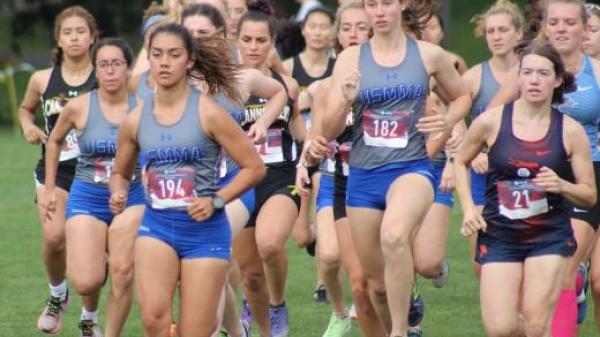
[576,262,590,324]
[218,330,229,337]
[322,312,351,337]
[431,260,449,288]
[408,282,424,327]
[407,327,423,337]
[269,304,289,337]
[78,319,103,337]
[241,298,254,323]
[314,284,328,303]
[348,304,357,321]
[37,290,70,334]
[241,319,251,337]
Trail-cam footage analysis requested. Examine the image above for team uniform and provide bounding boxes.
[34,66,95,191]
[137,89,231,260]
[136,71,154,99]
[66,91,144,224]
[214,93,256,215]
[346,38,435,210]
[242,71,300,227]
[555,55,600,230]
[476,102,576,264]
[291,55,336,130]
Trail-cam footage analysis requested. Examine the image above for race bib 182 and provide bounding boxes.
[362,109,410,148]
[497,179,549,220]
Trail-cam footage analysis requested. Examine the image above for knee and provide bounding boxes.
[109,261,134,293]
[141,308,171,333]
[367,279,387,305]
[349,276,372,311]
[319,248,341,273]
[72,277,103,297]
[257,241,283,262]
[380,230,411,256]
[414,260,442,279]
[485,321,519,337]
[243,270,265,294]
[44,233,65,254]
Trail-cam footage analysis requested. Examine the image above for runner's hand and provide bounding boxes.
[295,165,311,199]
[461,206,486,237]
[23,124,47,145]
[533,167,564,194]
[109,190,128,215]
[187,196,214,222]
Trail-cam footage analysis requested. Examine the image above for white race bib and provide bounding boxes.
[497,179,549,220]
[59,129,80,161]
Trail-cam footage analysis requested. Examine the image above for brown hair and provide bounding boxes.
[334,0,368,53]
[471,0,524,37]
[524,0,588,43]
[517,40,576,104]
[52,6,99,65]
[401,0,438,39]
[149,23,240,103]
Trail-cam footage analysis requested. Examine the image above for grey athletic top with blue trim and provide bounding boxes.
[471,60,500,119]
[138,88,221,210]
[76,90,139,184]
[351,37,429,169]
[214,93,245,179]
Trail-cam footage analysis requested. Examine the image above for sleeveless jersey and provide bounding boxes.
[483,102,572,243]
[214,93,246,179]
[320,110,354,176]
[471,60,501,119]
[292,55,336,128]
[40,66,96,165]
[136,71,154,99]
[555,55,600,161]
[76,91,139,184]
[241,71,297,167]
[351,37,429,169]
[138,89,220,210]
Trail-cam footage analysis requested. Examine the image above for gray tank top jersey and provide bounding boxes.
[351,37,429,169]
[213,93,245,179]
[76,91,139,185]
[136,71,154,99]
[470,61,500,119]
[138,89,221,209]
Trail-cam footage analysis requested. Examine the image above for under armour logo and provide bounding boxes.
[68,90,78,97]
[160,133,172,142]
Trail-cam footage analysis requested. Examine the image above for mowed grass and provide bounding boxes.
[0,130,597,337]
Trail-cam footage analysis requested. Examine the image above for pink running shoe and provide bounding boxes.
[37,291,70,334]
[79,319,103,337]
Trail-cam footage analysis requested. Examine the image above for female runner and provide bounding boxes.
[454,40,595,337]
[18,6,97,334]
[308,0,470,335]
[44,38,143,337]
[235,8,305,337]
[110,23,265,337]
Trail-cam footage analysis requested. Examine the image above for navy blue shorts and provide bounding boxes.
[66,179,145,224]
[316,174,334,213]
[471,169,487,207]
[346,160,435,210]
[432,162,454,207]
[219,168,255,215]
[139,207,231,261]
[475,233,577,264]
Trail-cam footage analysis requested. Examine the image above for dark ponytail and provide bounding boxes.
[402,0,438,39]
[517,40,576,104]
[149,23,239,103]
[246,0,274,16]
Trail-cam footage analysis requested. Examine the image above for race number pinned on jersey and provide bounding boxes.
[322,141,338,174]
[497,179,549,220]
[217,150,228,179]
[146,167,196,209]
[338,142,352,176]
[256,129,284,164]
[362,109,410,148]
[94,157,114,184]
[59,129,80,161]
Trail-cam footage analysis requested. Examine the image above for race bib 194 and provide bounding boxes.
[497,179,549,220]
[362,109,410,148]
[60,129,80,161]
[146,166,196,209]
[256,129,284,164]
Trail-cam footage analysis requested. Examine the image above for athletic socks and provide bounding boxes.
[81,308,99,323]
[49,279,68,301]
[551,289,577,337]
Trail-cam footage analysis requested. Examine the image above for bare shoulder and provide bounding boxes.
[476,105,503,129]
[28,67,53,93]
[282,57,294,75]
[278,73,299,98]
[462,63,482,92]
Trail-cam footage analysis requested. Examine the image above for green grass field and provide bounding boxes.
[0,130,597,337]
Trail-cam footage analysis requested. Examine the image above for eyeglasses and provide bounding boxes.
[96,59,127,71]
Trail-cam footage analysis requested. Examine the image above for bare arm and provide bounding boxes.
[19,70,49,144]
[110,106,142,201]
[242,69,288,132]
[201,96,266,204]
[533,117,596,207]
